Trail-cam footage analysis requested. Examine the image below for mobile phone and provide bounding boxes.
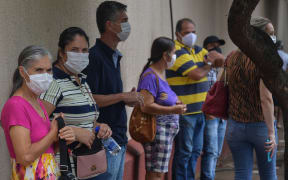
[266,139,272,162]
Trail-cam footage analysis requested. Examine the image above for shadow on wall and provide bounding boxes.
[0,1,103,179]
[0,128,11,180]
[0,0,101,110]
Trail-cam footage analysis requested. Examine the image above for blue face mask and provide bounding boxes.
[117,22,131,41]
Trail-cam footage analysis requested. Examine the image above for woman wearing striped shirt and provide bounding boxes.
[40,27,112,173]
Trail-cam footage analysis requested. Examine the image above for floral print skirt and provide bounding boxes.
[11,153,60,180]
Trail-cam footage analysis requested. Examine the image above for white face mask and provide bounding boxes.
[167,54,177,69]
[117,22,131,41]
[64,52,89,74]
[270,35,277,44]
[25,70,53,95]
[182,32,197,48]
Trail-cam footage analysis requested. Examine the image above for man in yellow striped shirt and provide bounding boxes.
[167,18,224,180]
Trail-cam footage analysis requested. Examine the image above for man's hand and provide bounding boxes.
[123,87,144,107]
[205,51,225,68]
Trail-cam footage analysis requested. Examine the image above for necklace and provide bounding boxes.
[25,96,47,121]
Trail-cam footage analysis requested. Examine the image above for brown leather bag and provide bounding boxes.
[129,71,159,143]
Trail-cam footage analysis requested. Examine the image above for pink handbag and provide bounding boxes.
[76,149,107,179]
[72,137,107,179]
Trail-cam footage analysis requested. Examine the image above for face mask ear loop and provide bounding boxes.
[111,21,121,35]
[178,33,183,43]
[22,67,31,83]
[166,51,170,58]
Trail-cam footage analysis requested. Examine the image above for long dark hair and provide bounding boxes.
[53,27,90,66]
[140,37,175,76]
[10,45,52,97]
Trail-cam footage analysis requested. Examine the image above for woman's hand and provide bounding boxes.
[205,114,216,120]
[74,128,95,149]
[95,123,112,139]
[172,104,187,114]
[59,126,76,144]
[265,133,277,158]
[176,100,183,105]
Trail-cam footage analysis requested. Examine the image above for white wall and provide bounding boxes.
[171,0,267,56]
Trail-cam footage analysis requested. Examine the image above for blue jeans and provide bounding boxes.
[226,119,277,180]
[89,145,126,180]
[172,113,205,180]
[201,118,227,180]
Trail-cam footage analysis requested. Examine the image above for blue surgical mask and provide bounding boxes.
[117,22,131,41]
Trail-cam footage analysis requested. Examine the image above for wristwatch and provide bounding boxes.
[206,61,212,66]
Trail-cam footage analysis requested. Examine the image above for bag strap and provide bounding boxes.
[140,70,160,93]
[83,84,98,114]
[219,50,237,85]
[82,83,100,129]
[56,116,73,175]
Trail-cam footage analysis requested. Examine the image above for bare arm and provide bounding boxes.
[260,79,275,134]
[10,119,58,166]
[259,79,276,155]
[42,98,111,148]
[187,65,211,81]
[92,94,124,108]
[40,101,77,146]
[186,51,225,81]
[140,90,186,115]
[93,87,143,108]
[41,100,56,116]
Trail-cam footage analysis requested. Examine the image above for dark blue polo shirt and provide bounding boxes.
[83,39,127,146]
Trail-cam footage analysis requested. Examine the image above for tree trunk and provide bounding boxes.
[228,0,288,178]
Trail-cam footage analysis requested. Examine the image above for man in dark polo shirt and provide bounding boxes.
[83,1,141,180]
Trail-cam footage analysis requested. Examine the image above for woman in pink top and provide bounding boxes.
[1,46,75,179]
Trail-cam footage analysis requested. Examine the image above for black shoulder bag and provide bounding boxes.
[56,116,77,180]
